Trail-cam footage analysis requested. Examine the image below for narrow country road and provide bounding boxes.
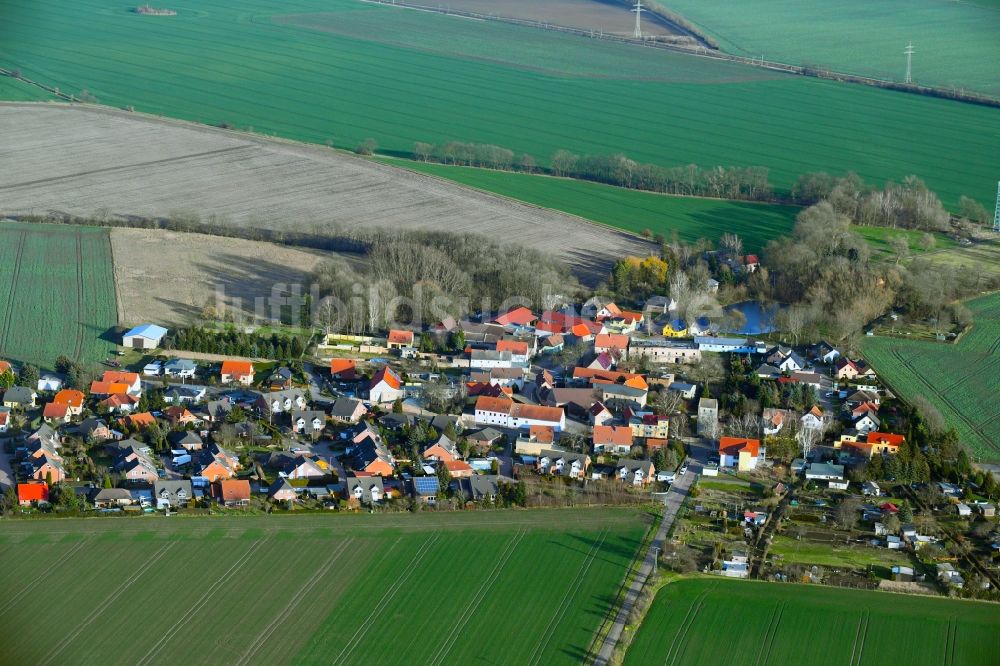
[593,461,697,665]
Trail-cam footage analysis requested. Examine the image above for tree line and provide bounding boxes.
[164,327,306,359]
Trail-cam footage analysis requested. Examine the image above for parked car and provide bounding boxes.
[679,464,689,476]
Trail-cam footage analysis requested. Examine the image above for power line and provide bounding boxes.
[632,0,643,39]
[904,42,915,84]
[993,181,1000,234]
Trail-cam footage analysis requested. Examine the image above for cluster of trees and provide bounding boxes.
[313,230,579,335]
[164,327,306,359]
[413,141,532,172]
[792,172,958,233]
[551,150,773,201]
[609,255,669,298]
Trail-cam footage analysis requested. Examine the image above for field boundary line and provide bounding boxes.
[135,538,268,666]
[40,540,177,664]
[331,534,440,666]
[0,230,27,352]
[667,583,716,666]
[428,529,526,666]
[528,528,610,666]
[234,537,354,666]
[0,538,85,614]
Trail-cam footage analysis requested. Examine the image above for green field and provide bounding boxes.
[862,292,1000,460]
[0,509,647,664]
[0,75,56,101]
[854,225,957,257]
[1,0,998,207]
[381,158,799,251]
[659,0,1000,96]
[626,578,1000,665]
[0,221,117,368]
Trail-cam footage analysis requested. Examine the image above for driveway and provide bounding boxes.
[0,448,15,489]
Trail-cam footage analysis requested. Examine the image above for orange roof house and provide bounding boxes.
[102,393,140,412]
[368,366,403,403]
[123,412,157,429]
[387,329,415,348]
[719,437,762,471]
[592,425,634,454]
[102,371,140,387]
[53,389,85,410]
[89,381,130,396]
[594,334,630,353]
[846,432,905,459]
[42,402,69,422]
[18,483,49,505]
[220,360,255,385]
[330,358,357,379]
[217,479,251,506]
[444,459,474,478]
[164,406,198,426]
[496,339,529,356]
[475,395,515,415]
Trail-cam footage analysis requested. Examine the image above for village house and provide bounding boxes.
[694,336,766,354]
[368,366,404,404]
[444,459,474,478]
[493,306,537,329]
[474,396,565,431]
[268,478,297,503]
[386,329,415,352]
[719,437,762,471]
[697,398,718,436]
[762,408,796,436]
[594,334,630,358]
[163,358,197,378]
[801,406,825,431]
[256,388,308,415]
[52,389,85,416]
[536,449,590,480]
[290,410,326,436]
[423,435,460,462]
[197,443,240,482]
[616,459,655,486]
[329,358,357,380]
[17,482,49,506]
[345,474,384,506]
[97,371,143,396]
[220,360,255,386]
[267,366,294,391]
[590,401,614,427]
[164,385,206,405]
[42,402,70,424]
[91,488,134,508]
[598,383,647,411]
[329,397,367,424]
[351,434,396,476]
[164,405,199,427]
[811,341,841,364]
[3,386,37,409]
[592,425,634,455]
[171,430,203,452]
[217,479,251,507]
[627,412,670,441]
[454,475,503,503]
[37,374,63,392]
[514,425,557,456]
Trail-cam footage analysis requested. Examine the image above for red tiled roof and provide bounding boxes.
[496,339,529,355]
[444,459,472,473]
[43,403,68,419]
[219,479,251,501]
[387,329,414,345]
[53,389,84,408]
[330,359,356,375]
[494,307,536,327]
[0,361,10,375]
[90,381,130,396]
[370,366,402,390]
[221,361,254,378]
[18,483,49,502]
[866,432,905,446]
[595,334,629,350]
[102,371,140,385]
[510,403,563,423]
[475,395,514,414]
[127,412,156,428]
[593,425,633,446]
[719,437,761,457]
[534,321,565,335]
[529,425,555,443]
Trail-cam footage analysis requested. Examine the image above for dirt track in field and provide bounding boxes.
[0,103,652,284]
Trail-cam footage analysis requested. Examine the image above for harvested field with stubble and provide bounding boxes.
[0,104,652,282]
[110,228,340,326]
[0,509,648,665]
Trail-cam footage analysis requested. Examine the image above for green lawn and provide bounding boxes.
[0,508,647,664]
[854,225,957,257]
[379,158,799,251]
[863,292,1000,461]
[659,0,1000,97]
[0,220,118,368]
[1,0,997,207]
[769,535,911,570]
[626,577,1000,665]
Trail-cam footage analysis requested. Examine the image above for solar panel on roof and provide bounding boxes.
[414,477,439,494]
